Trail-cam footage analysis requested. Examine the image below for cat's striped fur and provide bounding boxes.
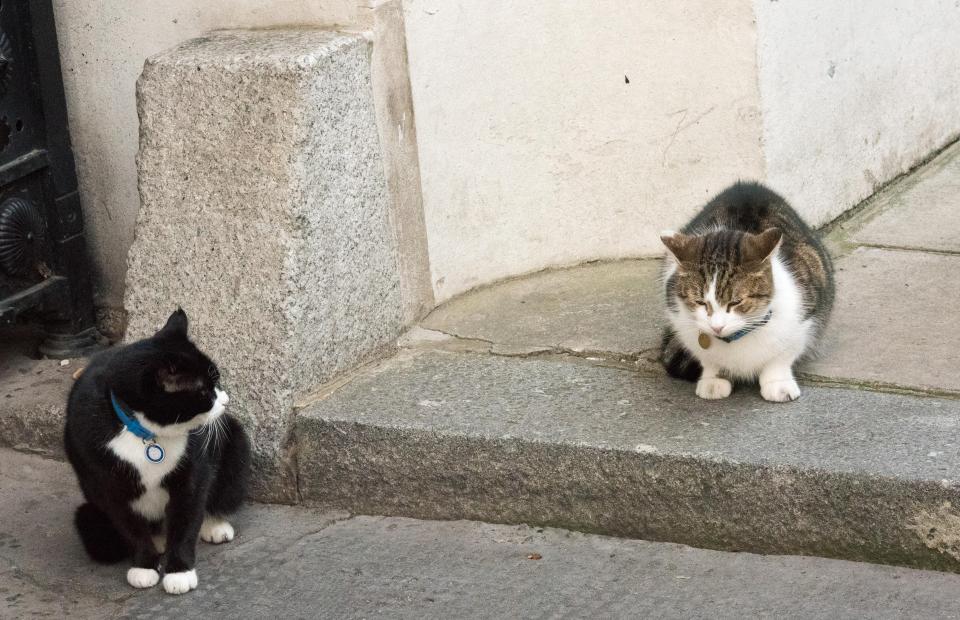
[660,182,834,402]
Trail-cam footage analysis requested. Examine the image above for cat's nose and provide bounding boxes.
[711,325,724,335]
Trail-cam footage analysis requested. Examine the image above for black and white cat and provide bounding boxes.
[64,308,250,595]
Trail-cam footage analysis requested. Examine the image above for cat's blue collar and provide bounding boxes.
[719,310,773,343]
[110,391,156,442]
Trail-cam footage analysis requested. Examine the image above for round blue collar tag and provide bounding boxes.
[145,443,165,464]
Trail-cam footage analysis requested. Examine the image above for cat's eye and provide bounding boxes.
[694,299,707,306]
[727,299,743,310]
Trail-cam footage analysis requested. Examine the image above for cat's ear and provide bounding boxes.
[742,228,782,264]
[156,307,189,340]
[660,231,697,266]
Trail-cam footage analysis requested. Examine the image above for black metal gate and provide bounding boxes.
[0,0,99,356]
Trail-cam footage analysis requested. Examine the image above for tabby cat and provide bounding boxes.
[660,182,834,402]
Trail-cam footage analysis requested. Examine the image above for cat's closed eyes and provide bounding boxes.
[64,308,250,594]
[660,182,834,402]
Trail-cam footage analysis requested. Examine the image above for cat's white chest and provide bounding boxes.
[107,430,188,521]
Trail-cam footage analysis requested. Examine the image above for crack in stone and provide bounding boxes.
[419,325,644,370]
[854,243,960,257]
[798,373,960,401]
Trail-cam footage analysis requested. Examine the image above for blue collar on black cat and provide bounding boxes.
[719,310,773,343]
[110,391,156,441]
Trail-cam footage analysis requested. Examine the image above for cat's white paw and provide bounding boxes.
[200,517,234,544]
[696,377,732,400]
[162,569,198,595]
[761,380,801,402]
[127,567,160,589]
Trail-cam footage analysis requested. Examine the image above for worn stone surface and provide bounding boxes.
[125,30,403,500]
[423,260,663,356]
[0,335,77,457]
[805,247,960,393]
[298,349,960,571]
[6,449,960,619]
[851,143,960,252]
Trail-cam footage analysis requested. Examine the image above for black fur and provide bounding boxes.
[64,309,250,580]
[74,502,131,564]
[660,329,703,382]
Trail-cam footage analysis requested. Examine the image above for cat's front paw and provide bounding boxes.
[761,380,801,402]
[696,377,732,400]
[200,517,234,544]
[162,569,198,595]
[127,567,160,589]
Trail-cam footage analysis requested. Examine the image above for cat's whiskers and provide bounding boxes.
[216,415,228,453]
[196,419,215,454]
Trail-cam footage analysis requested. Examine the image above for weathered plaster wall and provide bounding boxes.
[755,0,960,226]
[403,0,765,302]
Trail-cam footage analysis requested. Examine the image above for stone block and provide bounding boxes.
[125,30,403,500]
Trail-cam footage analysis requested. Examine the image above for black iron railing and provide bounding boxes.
[0,0,100,356]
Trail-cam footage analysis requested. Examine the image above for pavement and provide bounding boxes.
[5,448,960,619]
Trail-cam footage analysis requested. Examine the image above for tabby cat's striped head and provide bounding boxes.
[661,228,781,338]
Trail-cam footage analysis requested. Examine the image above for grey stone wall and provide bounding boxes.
[125,29,403,501]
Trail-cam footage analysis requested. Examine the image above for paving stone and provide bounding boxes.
[806,247,960,393]
[422,260,663,356]
[5,449,960,620]
[298,349,960,571]
[852,144,960,252]
[0,448,346,616]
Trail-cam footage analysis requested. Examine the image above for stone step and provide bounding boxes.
[296,348,960,572]
[0,354,73,458]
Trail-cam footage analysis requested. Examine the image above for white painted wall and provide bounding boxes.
[52,1,366,323]
[53,0,960,318]
[404,0,765,302]
[755,1,960,226]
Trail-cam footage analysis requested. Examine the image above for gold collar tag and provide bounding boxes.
[698,332,711,349]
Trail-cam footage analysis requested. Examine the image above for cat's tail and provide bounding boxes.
[74,503,131,564]
[660,329,702,382]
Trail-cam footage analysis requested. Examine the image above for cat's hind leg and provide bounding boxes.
[760,356,801,402]
[661,328,702,382]
[74,502,132,564]
[201,414,251,545]
[200,515,235,544]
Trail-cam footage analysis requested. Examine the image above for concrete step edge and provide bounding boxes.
[294,414,960,572]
